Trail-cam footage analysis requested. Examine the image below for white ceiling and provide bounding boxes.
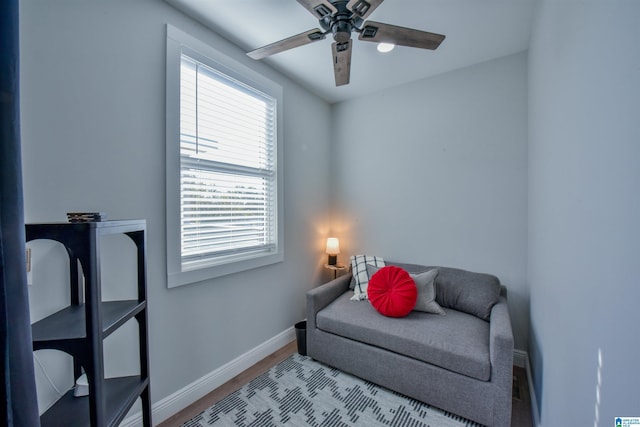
[165,0,536,104]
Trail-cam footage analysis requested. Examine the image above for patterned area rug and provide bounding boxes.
[182,353,483,427]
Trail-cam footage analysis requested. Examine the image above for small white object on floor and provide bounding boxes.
[74,373,89,397]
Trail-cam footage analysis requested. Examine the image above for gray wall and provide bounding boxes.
[528,0,640,424]
[20,0,332,414]
[330,52,529,350]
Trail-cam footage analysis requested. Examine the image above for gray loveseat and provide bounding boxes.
[306,262,514,426]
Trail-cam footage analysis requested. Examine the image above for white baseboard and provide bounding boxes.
[513,349,541,427]
[513,349,527,368]
[120,326,296,427]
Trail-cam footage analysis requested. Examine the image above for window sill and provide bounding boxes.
[167,251,284,288]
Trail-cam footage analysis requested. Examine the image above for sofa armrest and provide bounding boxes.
[306,273,351,330]
[489,296,514,370]
[488,296,514,424]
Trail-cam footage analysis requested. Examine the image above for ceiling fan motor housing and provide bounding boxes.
[334,20,352,43]
[318,0,365,43]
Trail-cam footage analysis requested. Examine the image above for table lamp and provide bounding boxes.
[326,237,340,266]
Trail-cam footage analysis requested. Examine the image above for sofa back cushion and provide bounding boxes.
[389,262,501,321]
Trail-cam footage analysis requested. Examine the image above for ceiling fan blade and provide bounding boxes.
[296,0,337,20]
[247,29,326,60]
[332,40,352,86]
[359,21,445,50]
[346,0,383,20]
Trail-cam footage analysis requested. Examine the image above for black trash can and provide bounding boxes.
[294,320,307,356]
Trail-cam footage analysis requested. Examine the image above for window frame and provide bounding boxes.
[166,25,284,288]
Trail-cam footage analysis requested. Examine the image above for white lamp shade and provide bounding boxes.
[325,237,340,255]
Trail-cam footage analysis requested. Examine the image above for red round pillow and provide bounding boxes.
[368,266,417,317]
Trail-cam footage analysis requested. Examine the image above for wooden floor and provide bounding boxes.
[511,366,534,427]
[158,340,533,427]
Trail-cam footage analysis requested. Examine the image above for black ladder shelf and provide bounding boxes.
[27,220,151,427]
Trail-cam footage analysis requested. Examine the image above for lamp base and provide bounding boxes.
[327,254,337,266]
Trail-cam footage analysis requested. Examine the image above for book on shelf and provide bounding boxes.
[66,212,107,222]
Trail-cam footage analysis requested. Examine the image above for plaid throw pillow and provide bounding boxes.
[349,255,385,300]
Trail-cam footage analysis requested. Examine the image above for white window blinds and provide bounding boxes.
[179,54,278,270]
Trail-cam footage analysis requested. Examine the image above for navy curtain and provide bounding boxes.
[1,0,41,425]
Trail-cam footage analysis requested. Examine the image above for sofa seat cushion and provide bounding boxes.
[316,291,491,381]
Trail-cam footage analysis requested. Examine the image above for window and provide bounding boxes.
[166,26,283,287]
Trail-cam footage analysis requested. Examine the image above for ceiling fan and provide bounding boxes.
[247,0,446,86]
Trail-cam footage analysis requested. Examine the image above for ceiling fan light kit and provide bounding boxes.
[377,42,394,53]
[246,0,445,86]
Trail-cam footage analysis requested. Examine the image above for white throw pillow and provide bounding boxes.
[350,255,385,300]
